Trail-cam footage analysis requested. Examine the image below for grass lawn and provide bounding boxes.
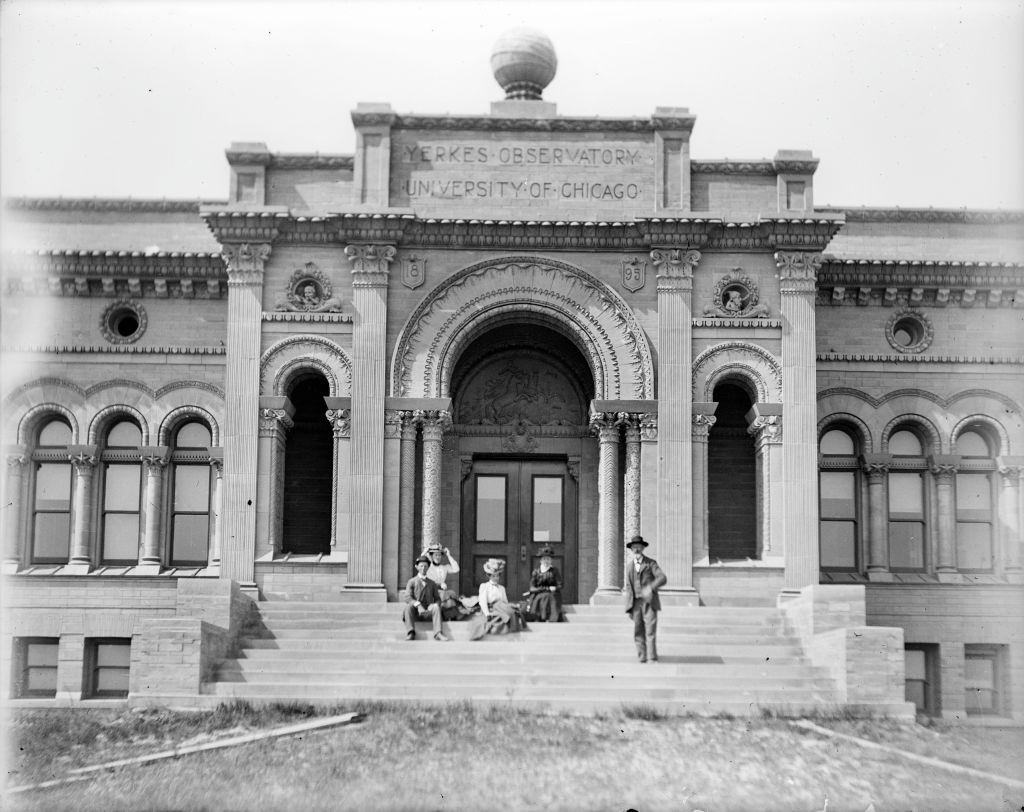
[6,702,1022,812]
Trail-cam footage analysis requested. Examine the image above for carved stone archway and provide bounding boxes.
[259,335,352,397]
[390,257,655,399]
[692,341,782,404]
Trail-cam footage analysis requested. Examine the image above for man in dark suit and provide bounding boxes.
[623,535,667,663]
[403,554,449,641]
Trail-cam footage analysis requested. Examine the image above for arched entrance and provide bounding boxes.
[282,375,332,554]
[708,381,757,560]
[452,323,594,603]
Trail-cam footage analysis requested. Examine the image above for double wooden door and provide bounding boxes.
[460,458,577,604]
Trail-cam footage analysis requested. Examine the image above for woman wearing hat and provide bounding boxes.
[526,545,564,622]
[469,558,526,640]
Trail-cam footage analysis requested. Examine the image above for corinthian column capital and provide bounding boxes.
[652,248,700,291]
[346,243,397,286]
[775,251,822,293]
[222,242,271,284]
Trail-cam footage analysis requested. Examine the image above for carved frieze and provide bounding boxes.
[456,357,583,427]
[274,262,345,313]
[702,271,770,318]
[503,420,539,453]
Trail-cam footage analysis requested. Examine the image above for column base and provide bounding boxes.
[134,562,164,576]
[343,583,388,602]
[658,587,701,607]
[866,569,896,583]
[589,588,623,605]
[936,570,963,584]
[237,582,260,600]
[1,560,21,574]
[63,562,93,575]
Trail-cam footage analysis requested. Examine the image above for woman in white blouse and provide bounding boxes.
[470,558,525,639]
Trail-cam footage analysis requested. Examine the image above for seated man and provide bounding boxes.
[403,554,449,641]
[422,541,462,620]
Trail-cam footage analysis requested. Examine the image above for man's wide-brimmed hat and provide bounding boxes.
[482,558,505,575]
[626,534,649,549]
[414,554,431,566]
[537,545,555,558]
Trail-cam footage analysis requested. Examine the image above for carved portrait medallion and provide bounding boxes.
[703,271,770,318]
[275,262,345,312]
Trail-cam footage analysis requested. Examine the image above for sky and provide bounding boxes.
[1,0,1023,209]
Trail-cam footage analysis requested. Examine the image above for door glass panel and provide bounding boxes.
[532,476,562,542]
[475,476,506,541]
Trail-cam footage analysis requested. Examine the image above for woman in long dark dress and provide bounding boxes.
[527,545,564,622]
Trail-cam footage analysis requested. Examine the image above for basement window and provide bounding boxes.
[14,638,59,698]
[86,639,131,698]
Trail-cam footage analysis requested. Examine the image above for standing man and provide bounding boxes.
[623,535,667,663]
[403,554,449,641]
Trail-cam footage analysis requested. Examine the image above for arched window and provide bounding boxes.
[955,427,997,571]
[707,382,757,560]
[30,418,73,564]
[169,421,213,566]
[282,375,332,554]
[818,427,860,571]
[99,420,142,565]
[887,427,927,571]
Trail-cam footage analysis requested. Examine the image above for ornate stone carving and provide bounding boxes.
[703,272,770,318]
[502,420,538,453]
[99,299,147,344]
[775,251,822,293]
[747,415,782,444]
[621,258,646,292]
[259,408,294,436]
[460,457,474,481]
[639,414,658,440]
[567,458,581,481]
[929,461,959,477]
[391,257,654,400]
[692,413,717,439]
[652,248,701,292]
[259,334,352,397]
[401,255,427,290]
[327,408,351,439]
[69,450,97,470]
[692,342,782,402]
[222,243,271,282]
[345,243,396,286]
[456,358,582,427]
[274,262,345,312]
[861,460,891,480]
[885,309,934,354]
[7,451,28,467]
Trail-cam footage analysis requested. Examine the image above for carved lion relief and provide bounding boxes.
[703,271,770,318]
[274,262,345,312]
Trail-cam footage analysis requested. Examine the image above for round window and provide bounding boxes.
[885,310,932,354]
[100,300,147,344]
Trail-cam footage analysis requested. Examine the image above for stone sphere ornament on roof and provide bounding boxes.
[490,28,557,100]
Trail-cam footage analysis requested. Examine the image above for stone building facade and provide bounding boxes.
[2,31,1022,719]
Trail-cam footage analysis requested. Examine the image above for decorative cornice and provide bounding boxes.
[1,344,226,355]
[818,206,1024,224]
[3,197,225,213]
[269,153,353,170]
[817,353,1024,365]
[202,210,286,243]
[376,113,695,133]
[693,318,783,328]
[691,157,819,176]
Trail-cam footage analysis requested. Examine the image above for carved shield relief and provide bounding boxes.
[401,256,426,290]
[621,258,646,293]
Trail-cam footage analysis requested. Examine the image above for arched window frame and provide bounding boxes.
[98,419,143,566]
[167,420,213,567]
[953,425,999,573]
[818,425,863,573]
[29,417,74,564]
[885,424,930,573]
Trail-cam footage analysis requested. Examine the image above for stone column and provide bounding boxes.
[691,406,716,563]
[931,455,960,582]
[66,445,99,573]
[138,446,171,574]
[861,454,892,581]
[591,410,621,602]
[382,410,403,598]
[208,449,224,569]
[398,411,418,575]
[3,447,28,571]
[325,405,352,552]
[220,243,271,589]
[621,414,642,580]
[653,248,701,604]
[419,410,451,554]
[997,457,1024,583]
[638,414,659,545]
[776,251,822,591]
[345,243,396,595]
[259,405,293,557]
[747,406,783,559]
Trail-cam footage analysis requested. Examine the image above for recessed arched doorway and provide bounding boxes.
[708,381,757,560]
[452,322,594,603]
[282,374,332,554]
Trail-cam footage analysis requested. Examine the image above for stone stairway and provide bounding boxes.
[200,595,848,716]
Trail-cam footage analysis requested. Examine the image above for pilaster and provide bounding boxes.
[861,454,893,581]
[207,448,224,570]
[638,414,659,547]
[930,455,961,582]
[257,399,294,558]
[653,248,700,604]
[66,445,98,573]
[997,457,1024,583]
[776,251,821,591]
[398,411,418,580]
[345,242,395,596]
[221,242,271,588]
[691,404,717,563]
[3,447,28,571]
[382,409,403,599]
[747,403,783,561]
[137,446,171,574]
[325,397,352,552]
